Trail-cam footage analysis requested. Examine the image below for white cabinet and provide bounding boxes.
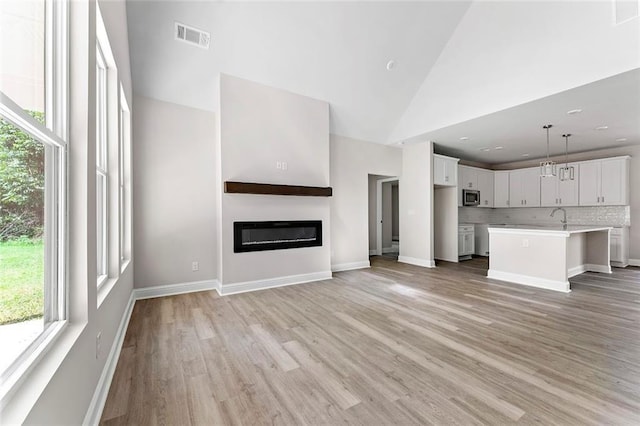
[579,157,630,206]
[540,165,579,207]
[458,225,475,259]
[610,227,629,268]
[459,165,493,207]
[433,154,459,187]
[509,167,540,207]
[494,171,510,208]
[477,169,494,208]
[461,166,477,190]
[474,224,490,256]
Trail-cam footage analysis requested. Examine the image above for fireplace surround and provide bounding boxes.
[233,220,323,253]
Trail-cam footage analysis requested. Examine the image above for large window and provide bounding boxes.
[95,4,119,290]
[96,43,108,284]
[118,85,130,270]
[0,0,67,388]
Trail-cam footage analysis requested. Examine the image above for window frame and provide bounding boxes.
[96,41,108,287]
[0,0,68,396]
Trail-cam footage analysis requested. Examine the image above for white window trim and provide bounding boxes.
[0,0,68,401]
[118,84,131,273]
[96,42,109,287]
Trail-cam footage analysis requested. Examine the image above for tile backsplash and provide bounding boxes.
[459,206,630,227]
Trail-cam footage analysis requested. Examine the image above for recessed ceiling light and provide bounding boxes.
[480,148,491,152]
[521,153,530,157]
[386,60,395,70]
[595,125,609,130]
[567,109,583,115]
[494,146,504,150]
[615,138,627,142]
[460,136,469,141]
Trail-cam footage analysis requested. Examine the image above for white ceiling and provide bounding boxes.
[425,68,640,164]
[126,1,640,158]
[126,1,471,143]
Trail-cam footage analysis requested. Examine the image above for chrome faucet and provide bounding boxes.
[550,207,567,229]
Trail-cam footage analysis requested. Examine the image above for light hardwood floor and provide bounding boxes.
[101,257,640,425]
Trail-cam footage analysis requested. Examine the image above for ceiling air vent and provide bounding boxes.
[175,22,210,49]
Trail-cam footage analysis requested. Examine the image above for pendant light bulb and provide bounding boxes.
[559,133,575,181]
[540,124,557,178]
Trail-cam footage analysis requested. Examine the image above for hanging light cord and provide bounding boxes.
[563,134,571,167]
[543,124,552,160]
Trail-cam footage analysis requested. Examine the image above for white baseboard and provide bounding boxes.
[398,256,436,268]
[488,270,570,293]
[382,247,396,254]
[133,279,219,300]
[83,292,136,426]
[568,265,587,278]
[369,249,378,256]
[332,261,370,272]
[585,264,612,274]
[219,271,332,296]
[628,258,640,267]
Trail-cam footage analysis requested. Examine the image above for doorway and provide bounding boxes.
[368,175,399,259]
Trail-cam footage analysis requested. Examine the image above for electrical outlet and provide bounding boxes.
[276,161,282,169]
[192,261,199,272]
[96,331,102,359]
[282,162,287,170]
[522,239,529,248]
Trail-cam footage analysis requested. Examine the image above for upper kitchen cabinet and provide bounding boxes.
[477,168,494,208]
[433,154,459,187]
[540,163,579,207]
[460,165,478,189]
[578,157,630,206]
[509,167,540,207]
[494,171,510,208]
[458,165,493,207]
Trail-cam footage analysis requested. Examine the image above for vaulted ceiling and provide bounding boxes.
[126,1,640,163]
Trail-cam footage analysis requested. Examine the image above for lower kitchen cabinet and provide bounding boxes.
[458,225,475,260]
[610,227,629,268]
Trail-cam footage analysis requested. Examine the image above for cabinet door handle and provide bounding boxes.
[507,200,509,206]
[555,198,558,204]
[560,198,562,204]
[602,196,604,203]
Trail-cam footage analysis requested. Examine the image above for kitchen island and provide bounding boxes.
[487,225,612,292]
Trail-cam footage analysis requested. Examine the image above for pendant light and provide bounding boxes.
[540,124,557,178]
[559,133,575,181]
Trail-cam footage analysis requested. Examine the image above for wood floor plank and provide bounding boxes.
[101,258,640,425]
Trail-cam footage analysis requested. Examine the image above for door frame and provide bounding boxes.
[376,177,399,256]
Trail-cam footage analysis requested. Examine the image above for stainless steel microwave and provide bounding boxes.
[463,189,480,206]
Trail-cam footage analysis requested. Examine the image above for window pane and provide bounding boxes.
[0,0,46,121]
[0,117,45,375]
[96,48,106,169]
[96,172,107,279]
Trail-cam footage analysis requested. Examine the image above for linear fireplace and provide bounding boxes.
[233,220,323,253]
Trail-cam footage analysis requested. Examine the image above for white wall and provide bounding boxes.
[434,186,458,262]
[217,74,331,285]
[382,181,393,249]
[392,1,640,141]
[331,135,402,269]
[132,95,217,288]
[399,142,434,267]
[392,184,399,239]
[2,0,135,423]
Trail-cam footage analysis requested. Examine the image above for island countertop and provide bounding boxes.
[487,225,612,292]
[488,225,613,236]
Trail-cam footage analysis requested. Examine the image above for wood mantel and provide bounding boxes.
[224,181,333,197]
